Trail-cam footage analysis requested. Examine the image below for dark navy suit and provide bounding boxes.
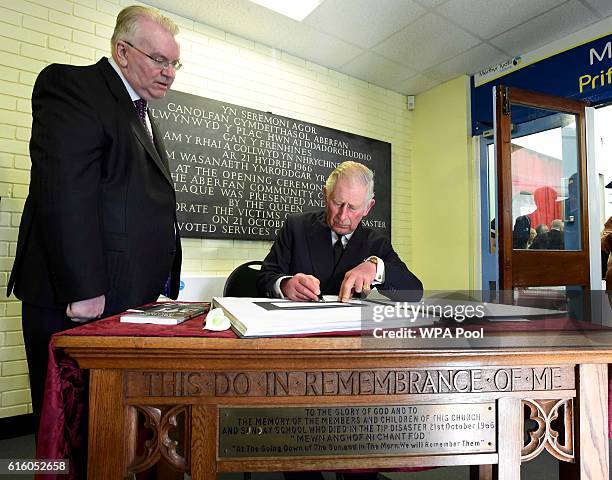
[257,211,422,298]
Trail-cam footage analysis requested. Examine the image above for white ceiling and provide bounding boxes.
[146,0,612,95]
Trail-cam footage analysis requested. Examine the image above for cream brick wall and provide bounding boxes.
[0,0,414,418]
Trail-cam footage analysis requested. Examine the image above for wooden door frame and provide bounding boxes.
[494,85,590,290]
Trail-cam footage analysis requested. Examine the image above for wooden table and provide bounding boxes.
[55,330,612,479]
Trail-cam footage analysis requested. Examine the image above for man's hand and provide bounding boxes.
[66,294,105,322]
[280,274,320,301]
[338,261,377,302]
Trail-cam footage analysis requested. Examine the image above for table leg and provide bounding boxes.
[191,404,217,480]
[493,397,521,480]
[576,363,609,479]
[124,405,139,472]
[558,459,578,479]
[88,369,125,479]
[471,465,493,480]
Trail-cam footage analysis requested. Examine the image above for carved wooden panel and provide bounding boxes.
[125,405,191,475]
[521,398,574,463]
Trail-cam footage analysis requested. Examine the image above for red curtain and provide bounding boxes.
[511,145,563,228]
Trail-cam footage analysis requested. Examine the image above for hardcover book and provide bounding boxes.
[119,302,209,325]
[211,297,566,338]
[210,297,433,337]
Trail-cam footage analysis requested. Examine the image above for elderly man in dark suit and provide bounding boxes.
[259,161,422,480]
[258,161,422,303]
[7,5,182,426]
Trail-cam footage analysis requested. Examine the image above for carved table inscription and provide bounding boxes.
[126,366,574,397]
[218,403,496,457]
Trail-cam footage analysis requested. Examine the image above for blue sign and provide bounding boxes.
[471,34,612,135]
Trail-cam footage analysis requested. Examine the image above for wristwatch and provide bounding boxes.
[364,256,384,283]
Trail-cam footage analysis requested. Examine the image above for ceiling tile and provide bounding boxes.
[304,0,426,49]
[145,0,607,95]
[339,51,416,89]
[148,0,293,47]
[489,0,599,56]
[582,0,612,16]
[373,12,480,70]
[275,28,364,68]
[149,0,362,68]
[392,73,441,95]
[437,0,565,40]
[414,0,450,7]
[425,43,507,81]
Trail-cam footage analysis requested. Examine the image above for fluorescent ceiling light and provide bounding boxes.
[248,0,324,21]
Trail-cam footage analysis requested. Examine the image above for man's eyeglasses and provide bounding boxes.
[123,40,182,71]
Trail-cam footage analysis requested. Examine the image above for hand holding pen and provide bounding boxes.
[280,273,321,302]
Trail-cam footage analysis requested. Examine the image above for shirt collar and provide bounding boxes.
[108,57,140,102]
[331,230,353,246]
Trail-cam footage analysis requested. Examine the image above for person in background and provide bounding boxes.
[7,5,182,429]
[547,219,565,250]
[529,223,550,250]
[527,227,537,248]
[512,215,531,249]
[257,161,423,303]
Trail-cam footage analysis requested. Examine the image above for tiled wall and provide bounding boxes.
[0,0,415,418]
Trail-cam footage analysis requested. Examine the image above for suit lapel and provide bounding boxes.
[307,212,334,283]
[147,113,173,186]
[96,58,173,189]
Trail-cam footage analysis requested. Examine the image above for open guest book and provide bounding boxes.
[212,297,567,338]
[212,297,438,337]
[120,302,209,325]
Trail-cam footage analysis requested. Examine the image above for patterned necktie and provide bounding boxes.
[333,235,344,267]
[134,99,153,140]
[135,97,168,294]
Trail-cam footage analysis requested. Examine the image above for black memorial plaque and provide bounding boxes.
[150,91,391,241]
